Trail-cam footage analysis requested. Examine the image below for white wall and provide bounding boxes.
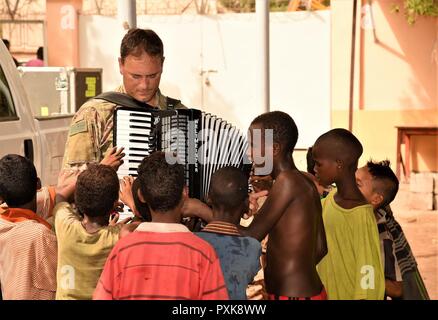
[79,11,331,149]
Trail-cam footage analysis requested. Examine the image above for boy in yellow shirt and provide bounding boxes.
[312,129,384,300]
[53,164,126,300]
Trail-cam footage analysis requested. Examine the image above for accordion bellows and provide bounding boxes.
[114,106,251,217]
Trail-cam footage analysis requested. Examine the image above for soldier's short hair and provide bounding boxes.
[120,28,164,63]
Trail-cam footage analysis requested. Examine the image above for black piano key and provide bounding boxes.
[129,139,149,143]
[129,119,152,124]
[130,147,149,152]
[129,133,150,138]
[129,112,152,118]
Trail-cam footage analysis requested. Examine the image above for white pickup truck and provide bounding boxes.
[0,42,73,186]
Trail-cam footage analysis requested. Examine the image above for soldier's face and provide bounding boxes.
[119,52,163,105]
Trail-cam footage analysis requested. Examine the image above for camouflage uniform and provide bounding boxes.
[62,85,186,168]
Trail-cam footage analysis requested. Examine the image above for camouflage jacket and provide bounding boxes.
[62,86,186,168]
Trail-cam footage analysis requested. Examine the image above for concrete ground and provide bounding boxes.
[391,185,438,300]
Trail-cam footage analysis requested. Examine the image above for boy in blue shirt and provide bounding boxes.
[196,166,261,300]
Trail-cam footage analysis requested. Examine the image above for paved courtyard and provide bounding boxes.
[392,187,438,300]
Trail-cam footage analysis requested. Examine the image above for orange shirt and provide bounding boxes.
[0,207,51,229]
[93,222,229,300]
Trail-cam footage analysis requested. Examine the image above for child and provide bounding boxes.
[196,166,261,300]
[119,176,151,222]
[33,146,124,223]
[304,146,332,198]
[356,160,430,300]
[240,111,328,300]
[312,128,385,299]
[53,164,126,300]
[93,152,229,300]
[0,154,57,299]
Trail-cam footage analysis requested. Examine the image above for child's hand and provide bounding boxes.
[182,198,213,223]
[250,175,273,193]
[109,212,119,226]
[109,212,132,226]
[245,190,269,219]
[120,221,141,238]
[101,147,125,170]
[246,284,264,300]
[119,176,140,217]
[119,176,134,203]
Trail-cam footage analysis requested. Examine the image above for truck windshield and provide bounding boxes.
[0,64,18,121]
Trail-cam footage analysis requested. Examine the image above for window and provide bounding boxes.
[0,64,18,121]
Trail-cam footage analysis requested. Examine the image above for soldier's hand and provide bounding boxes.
[101,147,125,170]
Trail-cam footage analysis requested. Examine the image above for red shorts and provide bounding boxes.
[268,287,327,300]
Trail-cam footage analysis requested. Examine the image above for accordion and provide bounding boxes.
[114,105,251,219]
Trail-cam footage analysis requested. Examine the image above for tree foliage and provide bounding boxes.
[392,0,438,25]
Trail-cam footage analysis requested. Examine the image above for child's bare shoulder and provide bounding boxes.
[274,171,318,204]
[276,170,313,188]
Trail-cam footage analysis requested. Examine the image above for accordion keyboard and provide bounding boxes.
[114,108,155,220]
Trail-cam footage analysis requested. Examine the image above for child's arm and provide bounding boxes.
[54,169,79,204]
[385,279,403,298]
[182,198,214,223]
[315,200,328,263]
[239,173,294,241]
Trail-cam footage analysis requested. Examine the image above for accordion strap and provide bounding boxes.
[95,91,181,110]
[166,96,181,110]
[95,91,155,109]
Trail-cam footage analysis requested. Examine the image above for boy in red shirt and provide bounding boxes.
[93,152,228,300]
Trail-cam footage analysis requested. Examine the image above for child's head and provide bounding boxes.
[306,146,316,175]
[249,111,298,174]
[209,166,249,220]
[0,154,38,209]
[75,164,119,218]
[137,152,186,215]
[312,128,363,186]
[132,178,151,221]
[356,160,399,210]
[305,146,332,197]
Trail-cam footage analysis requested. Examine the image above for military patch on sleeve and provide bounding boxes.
[69,120,88,136]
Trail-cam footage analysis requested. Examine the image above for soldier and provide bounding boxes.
[62,28,186,169]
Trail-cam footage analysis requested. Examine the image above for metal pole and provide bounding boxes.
[117,0,137,30]
[256,0,270,113]
[348,0,358,132]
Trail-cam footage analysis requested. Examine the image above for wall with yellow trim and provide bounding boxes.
[333,109,438,172]
[330,0,437,174]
